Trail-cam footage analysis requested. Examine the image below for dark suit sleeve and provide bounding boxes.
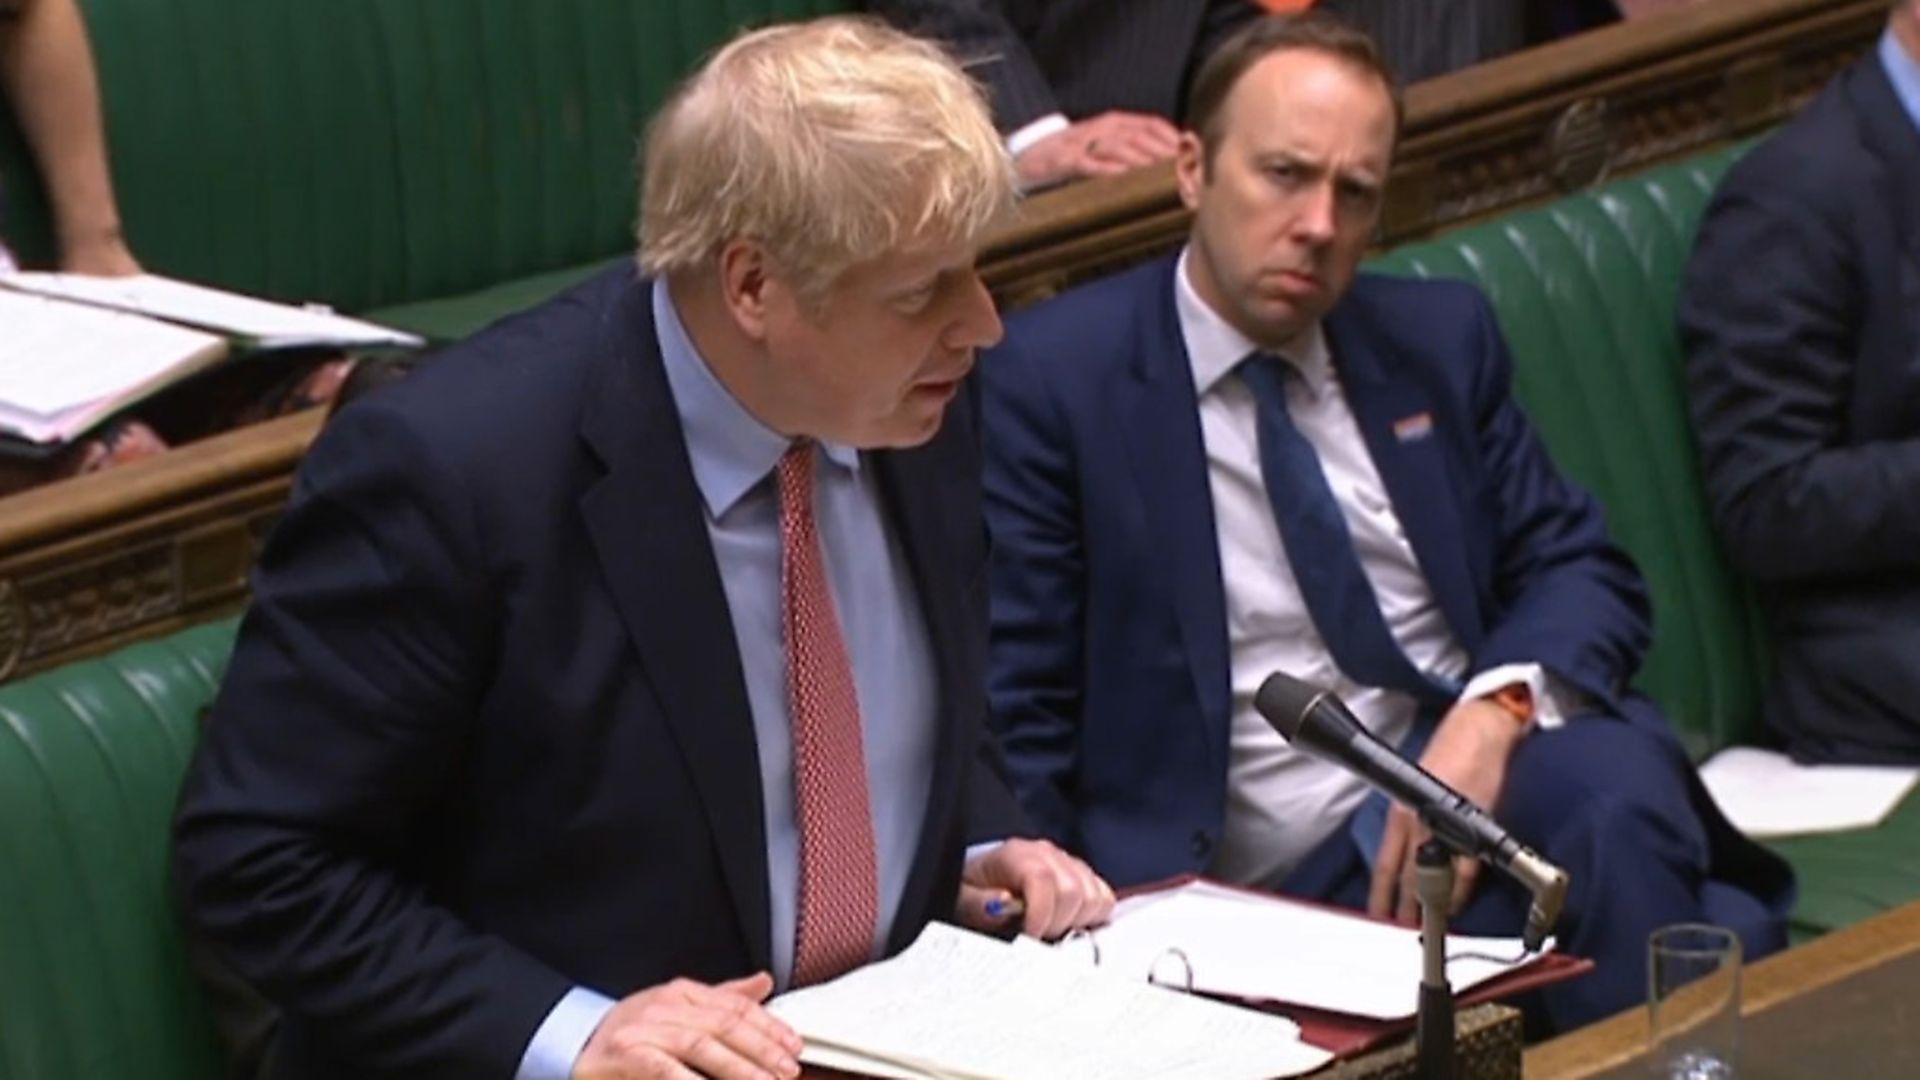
[1465,293,1654,709]
[977,337,1087,848]
[865,0,1061,132]
[1679,173,1920,581]
[966,721,1038,843]
[172,401,572,1077]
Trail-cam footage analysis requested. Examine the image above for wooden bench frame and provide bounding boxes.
[0,0,1885,682]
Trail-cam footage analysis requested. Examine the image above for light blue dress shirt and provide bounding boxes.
[1882,29,1920,135]
[517,280,939,1078]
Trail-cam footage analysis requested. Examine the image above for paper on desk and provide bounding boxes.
[769,921,1331,1080]
[1049,879,1549,1020]
[1,272,422,349]
[0,290,229,442]
[1701,746,1919,838]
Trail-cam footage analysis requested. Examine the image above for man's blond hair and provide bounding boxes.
[639,16,1014,301]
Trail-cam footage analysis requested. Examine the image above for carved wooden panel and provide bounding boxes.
[0,411,316,682]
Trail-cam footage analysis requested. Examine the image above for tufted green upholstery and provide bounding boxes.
[1369,146,1919,939]
[0,617,238,1080]
[0,0,850,339]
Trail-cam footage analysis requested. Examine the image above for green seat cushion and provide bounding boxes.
[364,255,624,343]
[1768,791,1920,942]
[0,618,239,1080]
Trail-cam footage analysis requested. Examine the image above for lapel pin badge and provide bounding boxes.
[1393,411,1434,443]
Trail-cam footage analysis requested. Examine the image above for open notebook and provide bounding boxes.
[769,922,1332,1080]
[0,289,229,444]
[1,272,423,350]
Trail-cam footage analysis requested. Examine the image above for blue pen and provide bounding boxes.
[984,895,1026,920]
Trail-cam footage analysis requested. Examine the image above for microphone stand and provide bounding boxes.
[1412,839,1455,1080]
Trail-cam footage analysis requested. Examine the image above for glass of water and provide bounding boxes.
[1648,923,1741,1079]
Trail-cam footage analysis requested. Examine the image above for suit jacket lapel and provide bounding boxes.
[577,279,772,971]
[1116,258,1233,764]
[1849,54,1920,278]
[1848,56,1920,426]
[1325,303,1486,655]
[871,437,975,952]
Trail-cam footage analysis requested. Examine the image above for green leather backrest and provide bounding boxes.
[0,0,850,311]
[1370,146,1767,759]
[0,618,239,1080]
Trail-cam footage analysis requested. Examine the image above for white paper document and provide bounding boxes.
[1,272,422,349]
[0,290,228,442]
[1048,880,1548,1020]
[769,921,1331,1080]
[1701,746,1919,838]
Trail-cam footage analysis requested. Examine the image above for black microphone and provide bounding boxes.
[1255,671,1569,952]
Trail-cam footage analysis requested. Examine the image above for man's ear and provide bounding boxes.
[1174,131,1208,212]
[718,239,773,342]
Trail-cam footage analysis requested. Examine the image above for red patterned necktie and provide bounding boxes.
[778,442,880,986]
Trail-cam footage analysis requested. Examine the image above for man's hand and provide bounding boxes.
[1367,696,1528,925]
[574,972,803,1080]
[957,837,1115,939]
[1013,111,1180,189]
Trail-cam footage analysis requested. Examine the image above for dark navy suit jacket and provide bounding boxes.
[1680,51,1920,763]
[172,267,1026,1079]
[979,256,1748,888]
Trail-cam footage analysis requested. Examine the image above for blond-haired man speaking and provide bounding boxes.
[173,18,1111,1080]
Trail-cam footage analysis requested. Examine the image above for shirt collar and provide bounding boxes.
[652,279,859,519]
[1882,28,1920,136]
[1174,246,1333,401]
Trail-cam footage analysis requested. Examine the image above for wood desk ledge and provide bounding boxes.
[1522,900,1920,1077]
[0,410,324,682]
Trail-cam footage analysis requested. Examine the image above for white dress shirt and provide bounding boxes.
[1174,249,1571,887]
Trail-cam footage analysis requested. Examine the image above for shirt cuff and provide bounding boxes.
[964,839,1005,865]
[516,986,616,1080]
[1006,113,1070,158]
[1460,663,1590,731]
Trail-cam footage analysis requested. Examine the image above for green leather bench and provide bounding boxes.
[0,618,237,1080]
[5,147,1917,1078]
[1372,145,1920,941]
[0,0,849,343]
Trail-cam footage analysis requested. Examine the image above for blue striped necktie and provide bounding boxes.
[1239,352,1454,712]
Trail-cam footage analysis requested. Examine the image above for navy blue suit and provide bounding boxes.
[172,266,1026,1079]
[980,256,1792,1029]
[1680,47,1920,764]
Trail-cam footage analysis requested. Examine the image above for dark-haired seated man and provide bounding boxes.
[978,12,1791,1032]
[1679,0,1920,765]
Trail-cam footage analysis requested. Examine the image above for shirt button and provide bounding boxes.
[1190,830,1213,860]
